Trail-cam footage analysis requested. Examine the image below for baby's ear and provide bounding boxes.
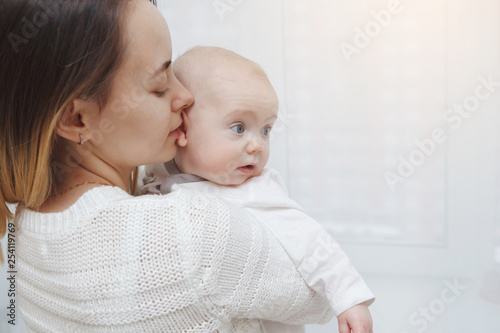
[176,110,188,147]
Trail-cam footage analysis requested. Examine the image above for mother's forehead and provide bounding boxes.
[121,1,171,68]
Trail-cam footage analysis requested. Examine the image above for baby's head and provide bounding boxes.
[173,46,279,185]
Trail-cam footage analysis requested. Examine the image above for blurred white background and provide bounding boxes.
[2,0,500,332]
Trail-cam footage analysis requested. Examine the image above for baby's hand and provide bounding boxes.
[337,303,373,333]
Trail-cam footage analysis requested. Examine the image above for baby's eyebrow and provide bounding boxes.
[264,114,278,123]
[224,109,254,118]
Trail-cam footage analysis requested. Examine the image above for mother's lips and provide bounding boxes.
[168,127,182,138]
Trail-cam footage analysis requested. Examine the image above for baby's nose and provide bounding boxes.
[246,136,263,154]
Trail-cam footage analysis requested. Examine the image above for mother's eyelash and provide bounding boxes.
[155,88,171,97]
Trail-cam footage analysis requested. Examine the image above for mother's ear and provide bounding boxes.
[56,99,97,145]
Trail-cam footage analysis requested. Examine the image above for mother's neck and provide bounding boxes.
[51,141,132,194]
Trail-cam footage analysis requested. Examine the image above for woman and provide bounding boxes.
[0,0,334,331]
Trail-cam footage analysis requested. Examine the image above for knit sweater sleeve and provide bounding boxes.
[202,195,333,324]
[146,188,333,327]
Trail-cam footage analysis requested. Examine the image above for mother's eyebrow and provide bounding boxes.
[151,60,172,79]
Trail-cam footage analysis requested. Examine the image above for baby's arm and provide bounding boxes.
[182,169,375,322]
[254,199,375,315]
[210,194,335,325]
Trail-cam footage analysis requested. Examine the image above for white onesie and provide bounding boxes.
[140,161,375,332]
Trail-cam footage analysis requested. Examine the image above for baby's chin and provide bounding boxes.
[205,173,255,186]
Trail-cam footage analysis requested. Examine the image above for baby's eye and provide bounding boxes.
[230,124,245,134]
[261,127,271,136]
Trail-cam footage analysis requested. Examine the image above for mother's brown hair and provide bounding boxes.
[0,0,157,263]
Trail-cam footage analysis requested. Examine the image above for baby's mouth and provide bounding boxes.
[237,164,255,175]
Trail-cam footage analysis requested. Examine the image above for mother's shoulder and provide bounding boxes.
[109,187,230,218]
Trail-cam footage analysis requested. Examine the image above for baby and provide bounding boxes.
[141,46,375,333]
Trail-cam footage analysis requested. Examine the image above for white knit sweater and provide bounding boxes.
[16,186,333,332]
